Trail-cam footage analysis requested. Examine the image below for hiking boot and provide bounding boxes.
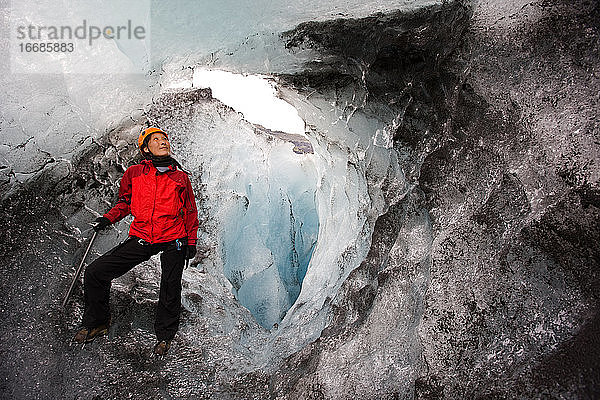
[153,340,172,356]
[72,323,109,344]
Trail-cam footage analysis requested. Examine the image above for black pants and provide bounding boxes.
[82,237,186,341]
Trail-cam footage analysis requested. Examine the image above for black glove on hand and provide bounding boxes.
[186,245,197,260]
[92,216,111,231]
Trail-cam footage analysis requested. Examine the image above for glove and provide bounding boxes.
[185,245,197,260]
[92,216,111,231]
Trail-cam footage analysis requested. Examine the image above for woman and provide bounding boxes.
[73,127,199,356]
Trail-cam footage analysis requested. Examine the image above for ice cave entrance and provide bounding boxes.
[193,70,319,329]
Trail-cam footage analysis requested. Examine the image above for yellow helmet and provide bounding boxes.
[138,127,167,149]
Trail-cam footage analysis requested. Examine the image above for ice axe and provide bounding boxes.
[62,230,98,307]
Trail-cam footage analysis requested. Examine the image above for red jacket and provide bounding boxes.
[104,160,199,245]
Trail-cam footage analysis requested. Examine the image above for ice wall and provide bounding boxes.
[220,148,319,329]
[3,0,597,399]
[150,0,441,67]
[2,0,406,365]
[145,82,377,342]
[0,1,435,398]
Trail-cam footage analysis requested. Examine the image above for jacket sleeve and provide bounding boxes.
[103,167,133,224]
[183,174,199,246]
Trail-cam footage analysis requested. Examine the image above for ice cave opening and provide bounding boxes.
[187,70,320,329]
[220,154,320,330]
[153,64,374,347]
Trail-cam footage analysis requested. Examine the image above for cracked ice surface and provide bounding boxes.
[0,0,439,193]
[150,0,442,66]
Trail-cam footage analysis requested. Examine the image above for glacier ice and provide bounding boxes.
[201,116,320,330]
[147,69,378,337]
[1,1,430,397]
[171,70,320,329]
[3,0,597,398]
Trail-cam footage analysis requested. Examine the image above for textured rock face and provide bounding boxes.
[0,0,598,399]
[273,0,599,398]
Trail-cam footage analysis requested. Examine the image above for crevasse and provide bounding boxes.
[217,136,319,329]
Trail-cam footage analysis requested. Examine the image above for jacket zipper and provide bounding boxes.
[150,170,157,243]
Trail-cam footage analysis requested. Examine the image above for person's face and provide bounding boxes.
[145,132,170,157]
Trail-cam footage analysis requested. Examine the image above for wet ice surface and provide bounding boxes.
[1,0,600,398]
